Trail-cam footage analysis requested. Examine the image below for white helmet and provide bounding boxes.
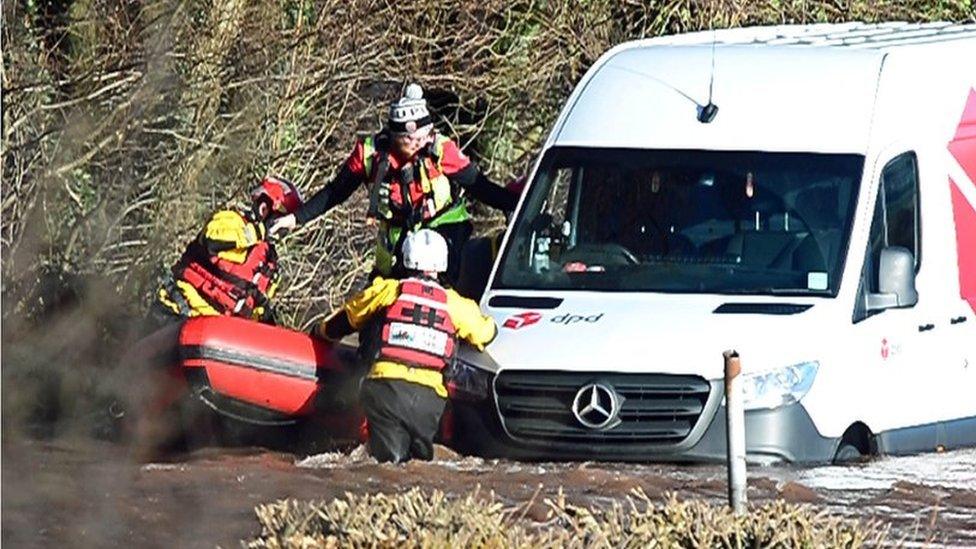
[402,229,448,273]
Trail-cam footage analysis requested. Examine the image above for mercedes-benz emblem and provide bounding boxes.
[571,383,621,430]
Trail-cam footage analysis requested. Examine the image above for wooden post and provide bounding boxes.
[723,349,747,515]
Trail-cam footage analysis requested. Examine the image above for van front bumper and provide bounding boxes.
[451,383,838,464]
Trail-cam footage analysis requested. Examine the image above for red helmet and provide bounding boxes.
[251,175,302,215]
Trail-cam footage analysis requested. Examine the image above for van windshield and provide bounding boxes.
[495,147,863,295]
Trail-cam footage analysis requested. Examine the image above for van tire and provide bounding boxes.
[833,422,873,463]
[832,442,863,463]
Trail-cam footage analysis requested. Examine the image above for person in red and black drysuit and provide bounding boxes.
[269,83,516,284]
[149,176,303,331]
[311,229,497,463]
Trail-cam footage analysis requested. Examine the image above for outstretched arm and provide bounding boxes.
[437,139,517,213]
[311,277,401,341]
[271,141,368,233]
[294,164,361,225]
[449,164,518,213]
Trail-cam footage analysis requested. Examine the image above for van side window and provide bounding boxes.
[881,153,921,269]
[854,152,920,322]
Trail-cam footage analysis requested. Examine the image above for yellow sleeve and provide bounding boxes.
[203,210,264,250]
[445,289,497,351]
[342,277,401,330]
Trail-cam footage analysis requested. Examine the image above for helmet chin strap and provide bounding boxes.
[412,270,442,284]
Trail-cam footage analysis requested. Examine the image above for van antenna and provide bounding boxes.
[698,27,719,124]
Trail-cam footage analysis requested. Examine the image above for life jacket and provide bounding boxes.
[172,228,278,319]
[363,133,462,226]
[362,133,470,276]
[377,277,457,371]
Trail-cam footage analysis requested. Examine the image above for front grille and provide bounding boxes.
[494,371,715,448]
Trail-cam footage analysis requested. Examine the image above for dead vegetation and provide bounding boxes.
[247,486,887,548]
[4,1,974,329]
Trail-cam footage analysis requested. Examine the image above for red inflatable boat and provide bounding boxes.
[177,316,360,428]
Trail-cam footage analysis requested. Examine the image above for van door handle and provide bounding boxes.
[918,323,935,332]
[950,316,968,325]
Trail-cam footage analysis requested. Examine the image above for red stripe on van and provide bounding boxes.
[952,88,976,141]
[948,88,976,185]
[948,89,976,313]
[949,178,976,313]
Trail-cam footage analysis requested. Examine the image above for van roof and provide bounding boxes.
[551,23,976,155]
[645,21,976,50]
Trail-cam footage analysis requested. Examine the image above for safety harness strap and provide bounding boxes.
[365,134,392,220]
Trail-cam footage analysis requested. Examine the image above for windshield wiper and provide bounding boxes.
[730,287,826,296]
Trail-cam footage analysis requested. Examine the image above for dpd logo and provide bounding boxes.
[551,313,604,325]
[503,312,542,330]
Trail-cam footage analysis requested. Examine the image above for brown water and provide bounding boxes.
[3,435,974,548]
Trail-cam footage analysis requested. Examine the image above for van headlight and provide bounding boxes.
[445,358,494,402]
[741,361,819,411]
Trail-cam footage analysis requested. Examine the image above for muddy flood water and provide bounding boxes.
[3,435,975,548]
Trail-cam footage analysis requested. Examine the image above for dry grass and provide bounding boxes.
[247,486,887,548]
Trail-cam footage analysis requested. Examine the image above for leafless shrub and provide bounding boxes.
[247,486,888,548]
[6,0,972,327]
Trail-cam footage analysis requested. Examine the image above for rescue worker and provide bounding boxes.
[149,175,302,330]
[269,83,516,284]
[311,229,497,463]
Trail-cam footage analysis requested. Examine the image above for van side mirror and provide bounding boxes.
[865,246,918,312]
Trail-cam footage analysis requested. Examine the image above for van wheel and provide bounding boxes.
[832,442,863,464]
[833,423,873,464]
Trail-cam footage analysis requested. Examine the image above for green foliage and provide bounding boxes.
[281,0,319,29]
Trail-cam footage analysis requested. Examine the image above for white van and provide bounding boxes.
[449,22,976,463]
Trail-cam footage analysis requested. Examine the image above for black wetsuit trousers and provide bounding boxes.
[360,378,446,463]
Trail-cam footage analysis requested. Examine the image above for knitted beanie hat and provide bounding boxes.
[388,83,433,134]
